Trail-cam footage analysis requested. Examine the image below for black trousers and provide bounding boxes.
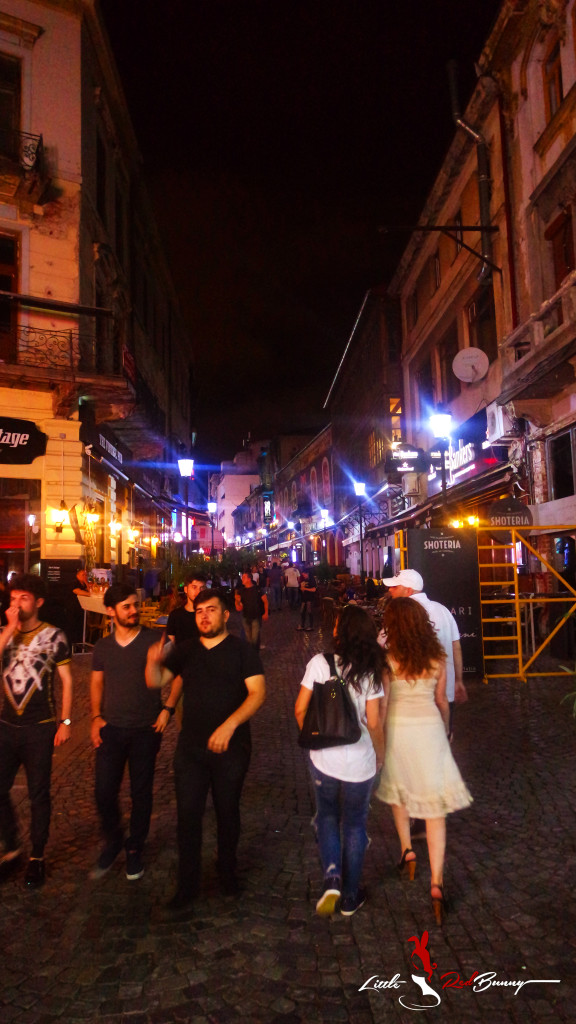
[174,739,251,891]
[0,720,57,856]
[95,724,162,852]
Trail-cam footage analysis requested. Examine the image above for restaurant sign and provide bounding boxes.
[0,417,47,465]
[384,446,430,474]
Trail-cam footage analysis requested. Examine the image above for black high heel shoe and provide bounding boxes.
[431,884,446,924]
[397,848,416,881]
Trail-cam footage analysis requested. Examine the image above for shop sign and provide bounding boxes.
[385,446,430,474]
[487,496,532,529]
[407,528,484,678]
[427,440,506,497]
[263,492,274,524]
[0,417,47,465]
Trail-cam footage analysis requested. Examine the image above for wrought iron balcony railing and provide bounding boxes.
[0,127,44,176]
[9,324,93,371]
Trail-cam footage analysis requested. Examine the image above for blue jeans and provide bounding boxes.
[309,761,374,900]
[242,617,261,650]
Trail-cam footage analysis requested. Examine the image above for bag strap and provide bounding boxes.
[324,652,338,678]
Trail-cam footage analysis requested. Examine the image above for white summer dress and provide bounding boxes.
[376,661,472,818]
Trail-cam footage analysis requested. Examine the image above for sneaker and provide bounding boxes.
[340,887,366,917]
[0,845,22,868]
[25,857,45,889]
[316,876,341,916]
[125,849,144,881]
[90,837,123,880]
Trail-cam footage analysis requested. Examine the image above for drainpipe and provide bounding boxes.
[447,60,492,283]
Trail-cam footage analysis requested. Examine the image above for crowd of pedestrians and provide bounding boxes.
[0,561,471,930]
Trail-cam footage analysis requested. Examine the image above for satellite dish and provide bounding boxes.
[452,347,490,382]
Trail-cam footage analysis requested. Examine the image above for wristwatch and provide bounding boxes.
[162,705,175,716]
[60,718,72,726]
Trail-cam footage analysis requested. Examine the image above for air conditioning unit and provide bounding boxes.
[401,472,420,497]
[485,402,518,444]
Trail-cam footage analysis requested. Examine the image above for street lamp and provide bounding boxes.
[320,508,329,563]
[429,410,452,511]
[353,481,366,581]
[207,500,217,556]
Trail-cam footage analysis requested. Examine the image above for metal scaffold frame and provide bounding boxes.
[478,526,576,683]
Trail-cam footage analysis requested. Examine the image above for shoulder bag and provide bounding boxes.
[298,652,362,750]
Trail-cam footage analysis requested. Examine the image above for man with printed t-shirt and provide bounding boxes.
[146,588,266,912]
[0,573,73,889]
[90,584,175,882]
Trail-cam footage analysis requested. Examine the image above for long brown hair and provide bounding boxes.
[383,597,445,678]
[334,604,386,693]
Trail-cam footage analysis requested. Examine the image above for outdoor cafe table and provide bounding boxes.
[77,593,109,647]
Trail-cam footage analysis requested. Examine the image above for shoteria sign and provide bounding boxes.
[0,417,47,465]
[407,528,484,678]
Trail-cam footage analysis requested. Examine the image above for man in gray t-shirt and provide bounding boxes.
[89,584,174,882]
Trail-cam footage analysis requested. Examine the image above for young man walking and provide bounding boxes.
[166,572,206,645]
[234,571,268,651]
[90,584,175,881]
[0,574,73,888]
[146,588,266,911]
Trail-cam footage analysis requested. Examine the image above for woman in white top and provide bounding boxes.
[295,606,385,917]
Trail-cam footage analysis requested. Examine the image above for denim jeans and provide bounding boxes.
[309,761,375,900]
[95,724,162,852]
[174,739,251,892]
[271,585,282,610]
[0,720,57,856]
[242,617,261,651]
[300,600,314,629]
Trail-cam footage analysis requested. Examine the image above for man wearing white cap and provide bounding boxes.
[382,569,467,732]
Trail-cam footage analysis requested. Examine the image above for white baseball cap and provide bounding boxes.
[382,569,424,592]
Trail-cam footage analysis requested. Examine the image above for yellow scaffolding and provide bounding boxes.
[478,525,576,683]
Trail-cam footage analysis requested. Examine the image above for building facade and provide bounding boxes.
[0,1,196,614]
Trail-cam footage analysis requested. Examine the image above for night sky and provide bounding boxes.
[99,0,503,470]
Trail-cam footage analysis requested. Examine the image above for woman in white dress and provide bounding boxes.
[376,597,472,922]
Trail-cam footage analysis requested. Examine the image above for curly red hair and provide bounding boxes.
[383,596,446,678]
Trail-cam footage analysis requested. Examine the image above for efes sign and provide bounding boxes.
[0,417,47,465]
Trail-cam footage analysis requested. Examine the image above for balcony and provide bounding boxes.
[0,129,48,204]
[499,271,576,406]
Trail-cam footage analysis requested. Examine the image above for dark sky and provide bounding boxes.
[99,0,503,470]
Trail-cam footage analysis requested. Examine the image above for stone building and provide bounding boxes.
[0,1,196,610]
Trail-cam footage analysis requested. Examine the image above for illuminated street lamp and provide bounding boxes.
[207,500,217,557]
[320,508,329,562]
[354,481,366,581]
[430,410,452,510]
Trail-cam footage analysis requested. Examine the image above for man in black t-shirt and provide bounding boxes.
[166,571,207,645]
[234,571,268,651]
[0,574,73,888]
[90,584,175,883]
[146,588,266,912]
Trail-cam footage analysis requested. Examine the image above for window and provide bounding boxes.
[0,232,17,363]
[415,356,435,419]
[548,432,574,499]
[545,207,575,290]
[467,284,498,364]
[407,291,418,330]
[0,53,20,160]
[368,429,385,469]
[544,37,563,122]
[439,322,460,403]
[389,397,402,443]
[96,133,107,226]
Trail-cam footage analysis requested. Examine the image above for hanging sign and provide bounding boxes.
[0,417,47,465]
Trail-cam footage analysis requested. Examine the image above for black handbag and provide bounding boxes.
[298,653,362,750]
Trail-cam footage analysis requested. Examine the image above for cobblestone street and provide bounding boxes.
[1,606,575,1023]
